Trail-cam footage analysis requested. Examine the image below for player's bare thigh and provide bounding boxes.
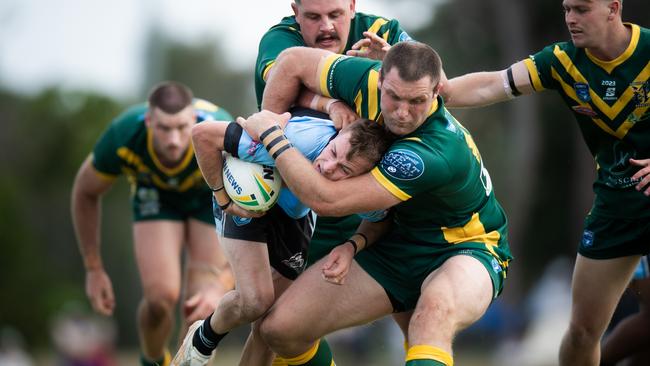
[133,220,185,302]
[569,254,640,330]
[409,255,493,348]
[184,218,233,294]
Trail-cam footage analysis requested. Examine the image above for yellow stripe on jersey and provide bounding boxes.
[367,18,389,36]
[403,137,422,143]
[441,212,500,257]
[262,60,276,82]
[354,90,364,117]
[406,345,453,366]
[147,128,195,176]
[550,67,636,139]
[367,69,380,120]
[192,99,218,112]
[586,23,639,74]
[283,341,320,365]
[319,54,341,98]
[371,167,411,201]
[524,58,545,92]
[93,169,118,182]
[553,46,650,121]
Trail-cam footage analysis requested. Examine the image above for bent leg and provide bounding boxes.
[239,270,293,366]
[601,276,650,365]
[407,255,493,365]
[133,220,184,361]
[183,219,233,326]
[559,254,639,366]
[260,258,393,359]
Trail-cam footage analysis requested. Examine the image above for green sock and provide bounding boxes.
[405,360,446,366]
[405,345,452,366]
[284,338,335,366]
[140,354,165,366]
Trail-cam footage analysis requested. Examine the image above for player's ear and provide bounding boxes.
[291,2,299,17]
[349,0,356,17]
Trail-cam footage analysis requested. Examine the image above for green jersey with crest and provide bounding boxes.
[319,54,513,268]
[92,99,233,221]
[524,23,650,218]
[255,12,412,109]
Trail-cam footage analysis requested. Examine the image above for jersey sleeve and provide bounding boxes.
[193,99,234,121]
[255,21,306,108]
[92,119,126,178]
[319,55,382,120]
[524,43,564,92]
[381,18,413,45]
[370,139,453,201]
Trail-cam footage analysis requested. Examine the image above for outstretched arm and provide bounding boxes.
[71,156,116,316]
[442,60,535,108]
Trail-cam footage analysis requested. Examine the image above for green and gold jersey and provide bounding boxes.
[254,12,412,109]
[92,99,233,213]
[525,23,650,218]
[319,54,512,266]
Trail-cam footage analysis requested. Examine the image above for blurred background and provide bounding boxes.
[1,0,648,365]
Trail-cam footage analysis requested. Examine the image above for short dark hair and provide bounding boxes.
[380,42,442,86]
[147,81,194,114]
[343,119,396,165]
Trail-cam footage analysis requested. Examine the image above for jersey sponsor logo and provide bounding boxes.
[380,149,424,181]
[603,86,616,101]
[491,258,502,274]
[282,252,306,272]
[231,215,252,226]
[398,31,413,42]
[574,82,591,102]
[602,141,641,189]
[327,55,349,92]
[632,80,650,107]
[571,105,598,117]
[581,230,594,248]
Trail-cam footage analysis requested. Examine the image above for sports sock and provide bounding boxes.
[284,338,335,366]
[191,313,229,356]
[405,345,453,366]
[140,349,170,366]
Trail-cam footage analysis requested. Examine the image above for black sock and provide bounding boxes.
[191,313,229,356]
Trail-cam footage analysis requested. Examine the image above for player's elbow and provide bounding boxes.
[191,123,216,152]
[308,198,347,217]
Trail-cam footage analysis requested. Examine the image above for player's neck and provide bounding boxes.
[587,21,631,61]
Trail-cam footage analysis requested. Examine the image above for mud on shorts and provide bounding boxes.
[578,214,650,260]
[131,185,214,224]
[355,231,508,312]
[213,198,315,280]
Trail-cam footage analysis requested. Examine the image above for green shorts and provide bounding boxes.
[307,215,362,266]
[355,231,507,312]
[131,185,214,225]
[578,213,650,259]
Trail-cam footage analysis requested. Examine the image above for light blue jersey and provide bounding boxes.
[236,116,336,219]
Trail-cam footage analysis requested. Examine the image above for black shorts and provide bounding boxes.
[213,198,314,280]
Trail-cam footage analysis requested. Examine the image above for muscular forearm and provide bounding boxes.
[71,191,104,271]
[191,122,227,190]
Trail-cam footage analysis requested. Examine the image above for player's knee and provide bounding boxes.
[259,314,293,350]
[565,321,603,347]
[238,290,274,323]
[143,287,179,313]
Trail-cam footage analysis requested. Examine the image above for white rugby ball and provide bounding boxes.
[222,154,282,212]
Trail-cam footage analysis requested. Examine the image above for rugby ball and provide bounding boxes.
[222,154,282,212]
